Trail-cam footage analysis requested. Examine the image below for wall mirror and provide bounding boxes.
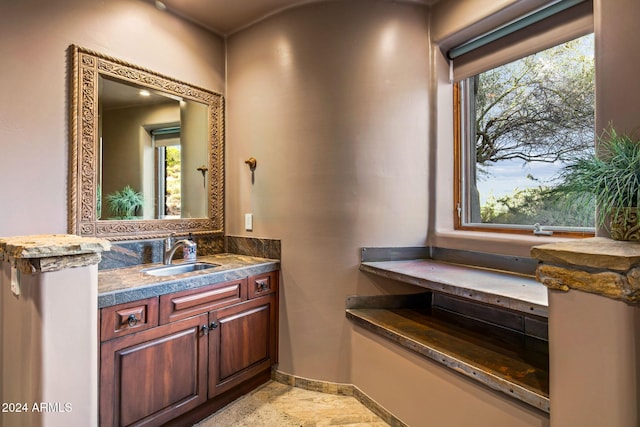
[69,45,224,240]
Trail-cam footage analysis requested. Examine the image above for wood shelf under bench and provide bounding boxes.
[349,247,550,413]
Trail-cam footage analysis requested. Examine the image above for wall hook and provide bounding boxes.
[245,157,257,184]
[197,165,208,187]
[244,157,257,171]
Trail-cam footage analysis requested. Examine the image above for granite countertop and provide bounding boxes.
[98,253,280,308]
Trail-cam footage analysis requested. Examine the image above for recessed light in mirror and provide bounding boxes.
[139,90,151,97]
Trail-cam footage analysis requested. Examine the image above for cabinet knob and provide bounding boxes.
[127,314,138,327]
[209,322,218,329]
[201,324,210,335]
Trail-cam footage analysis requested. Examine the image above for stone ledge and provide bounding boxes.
[531,237,640,271]
[0,234,111,272]
[0,234,111,259]
[532,237,640,304]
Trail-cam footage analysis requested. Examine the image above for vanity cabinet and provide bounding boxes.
[99,271,279,427]
[208,293,277,397]
[99,313,208,426]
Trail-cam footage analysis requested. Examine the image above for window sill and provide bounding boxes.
[433,228,579,258]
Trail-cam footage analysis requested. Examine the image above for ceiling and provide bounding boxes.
[100,76,176,111]
[151,0,435,36]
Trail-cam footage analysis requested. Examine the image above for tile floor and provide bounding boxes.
[194,380,389,426]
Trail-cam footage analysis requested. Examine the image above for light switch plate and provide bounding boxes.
[245,213,253,231]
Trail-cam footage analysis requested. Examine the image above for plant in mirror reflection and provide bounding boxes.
[105,186,144,219]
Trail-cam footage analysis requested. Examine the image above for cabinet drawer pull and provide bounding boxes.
[127,314,139,327]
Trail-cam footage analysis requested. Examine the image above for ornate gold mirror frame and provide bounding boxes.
[69,45,224,240]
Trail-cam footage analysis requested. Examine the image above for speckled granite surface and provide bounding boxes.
[100,236,280,270]
[226,236,281,259]
[98,253,279,308]
[99,235,225,270]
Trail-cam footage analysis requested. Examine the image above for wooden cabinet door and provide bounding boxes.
[208,295,277,398]
[100,313,208,427]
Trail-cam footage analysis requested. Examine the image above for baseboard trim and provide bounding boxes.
[272,369,408,427]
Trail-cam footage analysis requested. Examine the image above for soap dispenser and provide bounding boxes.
[183,233,197,263]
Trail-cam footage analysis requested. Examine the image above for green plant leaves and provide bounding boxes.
[105,186,144,219]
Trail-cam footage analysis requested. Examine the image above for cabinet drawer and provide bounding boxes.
[159,279,247,324]
[100,297,159,341]
[248,271,278,299]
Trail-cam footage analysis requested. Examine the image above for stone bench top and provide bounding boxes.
[0,234,111,273]
[532,237,640,304]
[0,234,111,259]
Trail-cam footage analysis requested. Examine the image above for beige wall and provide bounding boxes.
[352,329,549,427]
[226,0,431,383]
[431,0,549,51]
[0,0,225,236]
[548,290,640,426]
[595,0,640,141]
[181,100,210,218]
[1,263,99,427]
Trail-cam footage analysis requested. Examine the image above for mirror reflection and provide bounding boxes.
[69,45,224,240]
[99,76,209,220]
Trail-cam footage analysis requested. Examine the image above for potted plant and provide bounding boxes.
[554,126,640,241]
[105,186,144,219]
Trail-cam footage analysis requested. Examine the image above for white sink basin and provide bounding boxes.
[141,262,220,277]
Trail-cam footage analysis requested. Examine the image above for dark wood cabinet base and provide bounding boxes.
[99,271,279,426]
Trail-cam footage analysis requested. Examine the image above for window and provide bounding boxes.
[152,127,181,219]
[158,145,181,218]
[452,1,595,236]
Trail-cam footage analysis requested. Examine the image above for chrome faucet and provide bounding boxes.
[163,233,191,265]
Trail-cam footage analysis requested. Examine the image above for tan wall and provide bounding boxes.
[352,328,549,427]
[548,290,639,426]
[595,0,640,144]
[0,0,225,236]
[181,100,210,218]
[0,264,99,427]
[431,0,550,51]
[226,0,431,383]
